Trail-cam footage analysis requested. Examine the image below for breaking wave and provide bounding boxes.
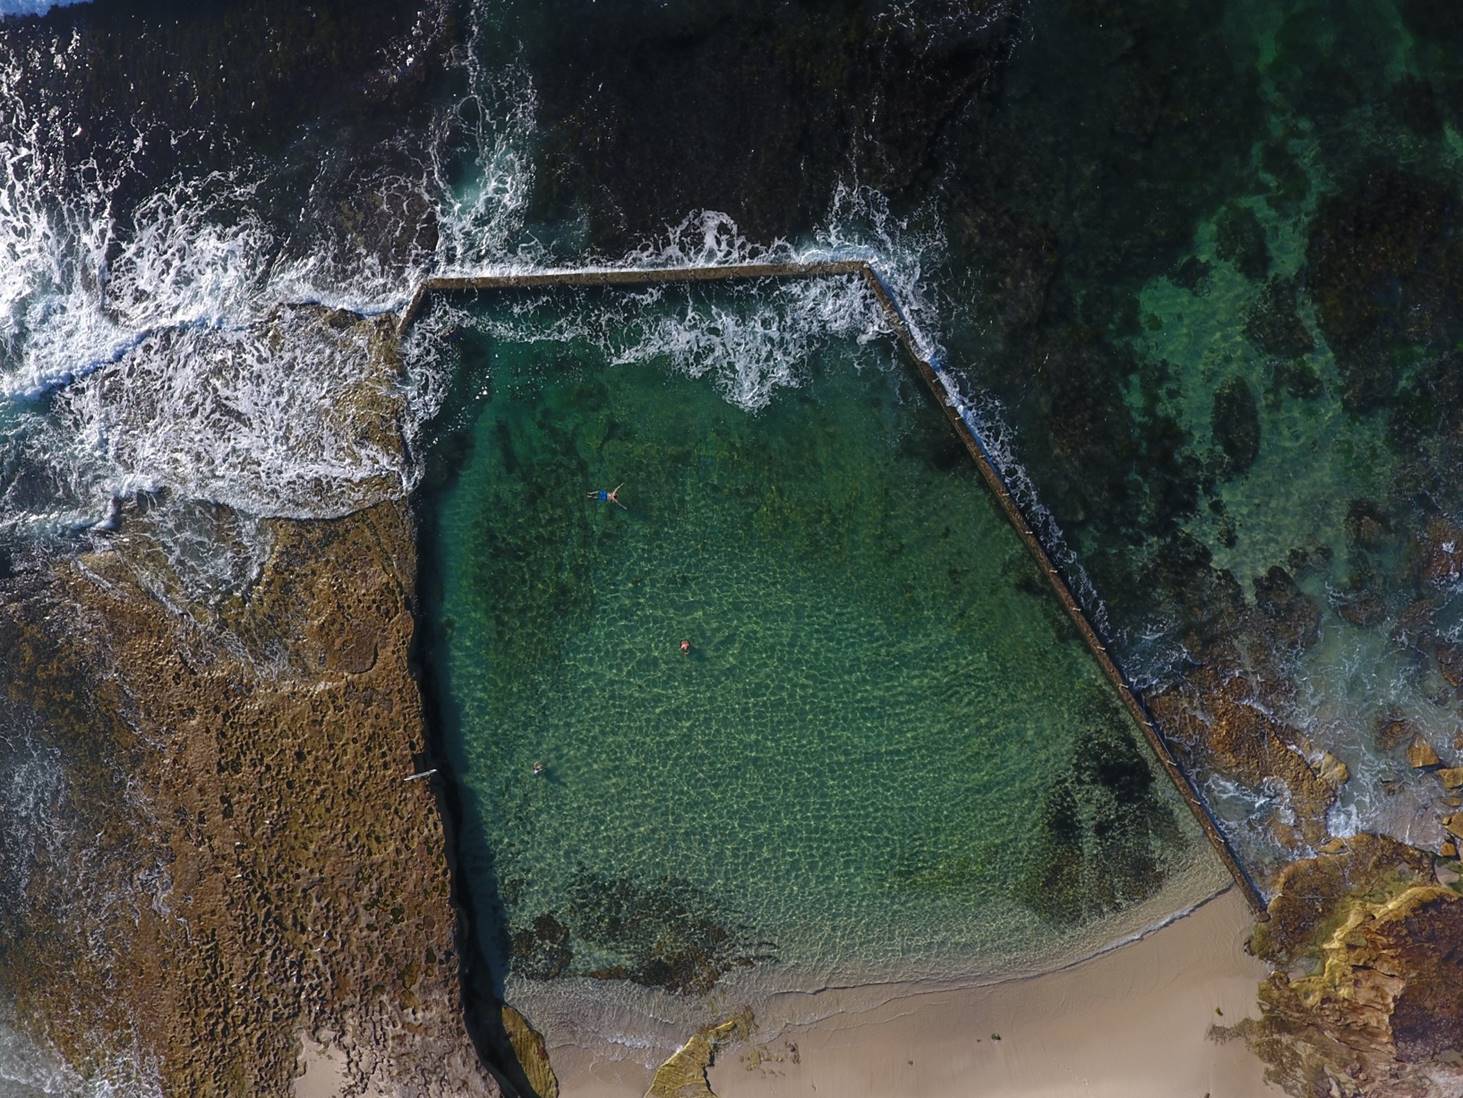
[0,21,539,542]
[0,14,962,550]
[420,189,944,414]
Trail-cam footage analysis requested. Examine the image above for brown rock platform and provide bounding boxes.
[0,500,503,1095]
[1227,835,1463,1098]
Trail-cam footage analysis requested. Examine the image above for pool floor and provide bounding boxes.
[420,295,1222,1007]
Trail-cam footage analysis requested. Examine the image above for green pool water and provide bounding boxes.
[420,288,1222,1014]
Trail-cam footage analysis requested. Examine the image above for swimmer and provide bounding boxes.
[587,483,626,509]
[679,640,691,654]
[531,761,545,776]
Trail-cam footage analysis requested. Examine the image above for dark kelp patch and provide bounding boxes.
[511,872,775,996]
[1017,694,1184,926]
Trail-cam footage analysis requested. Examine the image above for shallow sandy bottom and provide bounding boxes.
[293,1036,349,1098]
[551,888,1281,1098]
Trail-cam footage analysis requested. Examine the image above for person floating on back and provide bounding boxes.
[587,483,626,509]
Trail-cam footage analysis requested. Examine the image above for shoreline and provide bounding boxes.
[546,887,1277,1097]
[499,857,1229,1060]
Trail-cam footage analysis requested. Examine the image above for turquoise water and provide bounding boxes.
[421,288,1222,1013]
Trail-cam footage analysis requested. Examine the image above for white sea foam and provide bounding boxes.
[0,734,64,917]
[0,1020,161,1098]
[425,187,951,414]
[0,27,540,541]
[0,13,972,548]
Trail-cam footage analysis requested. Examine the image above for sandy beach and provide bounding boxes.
[549,887,1279,1098]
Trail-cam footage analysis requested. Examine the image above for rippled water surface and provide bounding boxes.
[420,288,1223,1041]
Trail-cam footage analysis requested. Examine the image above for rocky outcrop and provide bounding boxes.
[1305,167,1463,412]
[1246,277,1315,360]
[0,310,501,1095]
[1212,376,1262,476]
[1149,663,1342,848]
[1417,516,1463,589]
[0,502,501,1096]
[1216,203,1271,281]
[645,1013,754,1098]
[1226,835,1463,1098]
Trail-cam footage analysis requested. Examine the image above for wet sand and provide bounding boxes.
[550,888,1279,1098]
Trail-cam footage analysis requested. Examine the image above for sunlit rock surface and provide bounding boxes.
[1225,835,1463,1098]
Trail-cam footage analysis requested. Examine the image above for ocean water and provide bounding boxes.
[935,0,1463,869]
[419,285,1223,1051]
[0,0,1460,1090]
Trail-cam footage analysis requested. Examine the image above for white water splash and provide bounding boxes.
[0,1021,161,1098]
[0,22,538,542]
[0,9,971,543]
[424,186,949,413]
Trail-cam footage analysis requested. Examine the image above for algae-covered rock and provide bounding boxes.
[1231,836,1463,1098]
[1436,642,1463,688]
[1346,499,1392,551]
[645,1012,754,1098]
[1304,167,1463,412]
[1149,663,1339,847]
[1251,834,1434,963]
[1252,566,1322,652]
[1017,707,1184,925]
[560,871,771,996]
[1245,277,1314,359]
[1407,735,1441,770]
[1437,768,1463,791]
[1418,516,1463,588]
[1216,203,1271,280]
[502,1006,559,1098]
[0,315,504,1095]
[41,503,501,1096]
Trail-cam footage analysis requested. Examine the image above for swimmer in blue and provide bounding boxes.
[586,483,626,509]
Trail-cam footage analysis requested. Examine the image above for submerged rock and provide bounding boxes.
[1304,167,1463,411]
[1437,643,1463,689]
[1417,516,1463,588]
[1335,588,1387,628]
[1252,566,1322,652]
[562,871,772,996]
[1246,277,1314,359]
[1212,376,1262,476]
[1346,499,1393,551]
[1216,203,1271,281]
[522,0,1019,251]
[1017,708,1183,926]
